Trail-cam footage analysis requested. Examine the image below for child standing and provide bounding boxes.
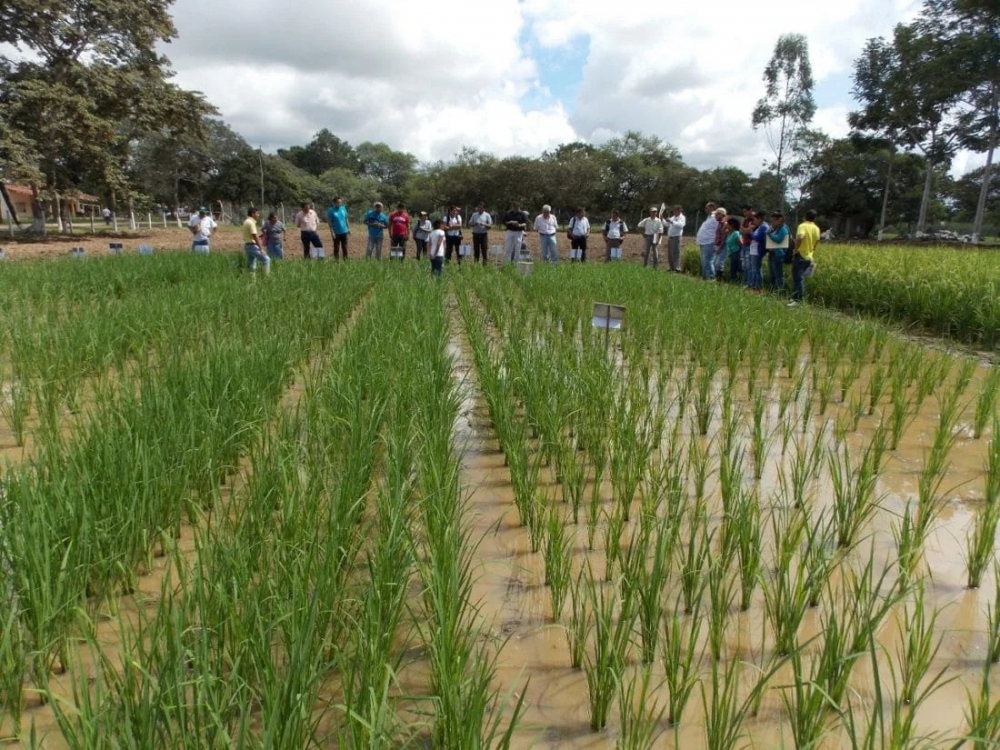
[428,220,446,278]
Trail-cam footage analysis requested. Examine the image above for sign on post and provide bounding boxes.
[138,244,153,256]
[70,246,86,258]
[108,242,124,255]
[592,302,626,351]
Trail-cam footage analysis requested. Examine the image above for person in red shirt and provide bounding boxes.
[389,203,411,259]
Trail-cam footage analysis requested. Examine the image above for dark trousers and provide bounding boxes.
[445,235,462,263]
[415,238,427,260]
[571,235,588,262]
[333,233,348,259]
[301,230,323,259]
[431,255,444,278]
[473,233,488,263]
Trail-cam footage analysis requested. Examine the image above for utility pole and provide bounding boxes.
[258,147,265,209]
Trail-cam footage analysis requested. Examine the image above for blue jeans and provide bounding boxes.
[431,255,443,278]
[267,242,284,260]
[539,234,558,263]
[740,246,750,286]
[791,255,811,301]
[699,244,715,279]
[244,243,271,272]
[366,235,384,260]
[768,252,785,291]
[746,255,762,289]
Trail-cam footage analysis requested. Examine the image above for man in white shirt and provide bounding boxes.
[665,205,686,272]
[469,202,492,264]
[637,206,664,268]
[295,201,325,260]
[603,210,628,261]
[534,205,559,263]
[188,207,217,253]
[696,203,722,279]
[568,207,590,262]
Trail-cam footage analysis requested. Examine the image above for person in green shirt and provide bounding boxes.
[242,208,270,273]
[789,209,820,306]
[724,216,742,283]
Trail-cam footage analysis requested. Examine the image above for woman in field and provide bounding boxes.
[262,213,285,260]
[428,219,446,278]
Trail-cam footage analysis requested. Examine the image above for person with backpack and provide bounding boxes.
[603,210,628,261]
[567,207,590,262]
[637,206,664,268]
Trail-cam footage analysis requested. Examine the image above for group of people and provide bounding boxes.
[694,203,819,305]
[188,199,821,301]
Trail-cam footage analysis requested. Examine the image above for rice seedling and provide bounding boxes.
[701,653,782,750]
[896,581,947,707]
[544,505,573,621]
[626,516,674,665]
[781,646,837,750]
[762,509,811,656]
[733,490,762,612]
[583,567,634,731]
[706,556,736,662]
[887,366,916,450]
[986,415,1000,504]
[615,665,666,750]
[660,596,703,726]
[604,503,628,583]
[974,366,1000,440]
[678,504,712,616]
[966,497,1000,589]
[960,660,1000,750]
[567,569,591,670]
[986,565,1000,665]
[829,423,887,549]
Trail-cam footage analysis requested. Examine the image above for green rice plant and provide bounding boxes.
[781,647,837,750]
[717,436,745,519]
[567,569,591,669]
[616,665,666,750]
[762,508,810,655]
[828,423,887,548]
[974,366,1000,439]
[913,393,962,546]
[892,502,921,588]
[816,353,839,416]
[0,373,31,447]
[544,505,573,621]
[749,388,772,481]
[887,366,916,451]
[627,516,674,665]
[660,596,703,726]
[558,433,588,524]
[986,415,1000,504]
[961,661,1000,750]
[604,503,628,583]
[583,567,634,731]
[678,504,712,615]
[734,490,762,612]
[966,497,1000,589]
[706,556,736,662]
[839,343,864,404]
[896,581,947,707]
[527,489,548,554]
[782,326,804,380]
[801,508,836,608]
[956,357,977,396]
[693,362,716,437]
[915,354,951,411]
[688,430,712,506]
[867,361,889,416]
[701,654,781,750]
[986,565,1000,664]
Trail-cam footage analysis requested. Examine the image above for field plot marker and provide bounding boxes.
[138,244,153,256]
[592,302,625,352]
[69,246,85,258]
[108,242,124,255]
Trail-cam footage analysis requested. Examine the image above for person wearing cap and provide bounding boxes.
[389,203,411,259]
[188,206,217,253]
[326,196,349,260]
[665,205,686,272]
[534,205,559,263]
[469,202,493,264]
[414,211,432,260]
[242,207,270,273]
[602,210,628,261]
[295,201,325,260]
[637,206,664,269]
[363,201,389,260]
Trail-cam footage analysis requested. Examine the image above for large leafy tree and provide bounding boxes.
[279,129,359,176]
[0,0,214,230]
[851,19,970,235]
[597,131,686,219]
[751,34,816,212]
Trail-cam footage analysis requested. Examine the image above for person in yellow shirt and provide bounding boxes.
[242,208,270,273]
[789,209,820,306]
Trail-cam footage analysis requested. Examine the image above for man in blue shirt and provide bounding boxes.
[363,201,388,260]
[326,196,350,260]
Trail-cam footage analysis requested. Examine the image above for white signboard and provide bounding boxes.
[390,249,404,259]
[138,244,153,256]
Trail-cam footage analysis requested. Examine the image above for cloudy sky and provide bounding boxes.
[159,0,966,175]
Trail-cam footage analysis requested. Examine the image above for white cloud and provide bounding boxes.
[160,0,938,173]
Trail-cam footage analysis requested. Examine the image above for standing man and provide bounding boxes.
[327,196,350,260]
[363,201,388,260]
[469,202,493,264]
[567,207,590,262]
[295,201,325,259]
[502,202,529,261]
[389,203,411,259]
[665,205,686,272]
[188,206,217,253]
[602,210,628,261]
[444,206,463,263]
[765,211,789,292]
[414,211,432,261]
[102,206,112,226]
[695,203,720,279]
[534,204,559,263]
[242,207,270,273]
[637,206,664,268]
[789,209,819,306]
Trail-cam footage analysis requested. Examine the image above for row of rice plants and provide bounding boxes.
[0,262,374,733]
[454,263,1000,747]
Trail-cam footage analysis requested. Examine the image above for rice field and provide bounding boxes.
[1,253,1000,748]
[682,242,1000,350]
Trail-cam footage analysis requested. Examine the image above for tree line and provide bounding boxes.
[0,0,995,239]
